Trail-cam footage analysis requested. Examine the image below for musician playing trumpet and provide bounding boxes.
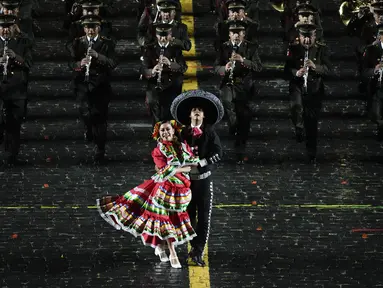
[214,20,262,164]
[68,15,117,164]
[362,24,383,140]
[285,22,332,163]
[142,23,186,126]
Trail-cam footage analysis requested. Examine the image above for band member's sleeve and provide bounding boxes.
[137,12,152,47]
[151,147,177,182]
[68,38,82,71]
[174,23,192,51]
[214,44,226,76]
[142,46,154,78]
[96,39,118,70]
[284,44,298,79]
[169,48,187,73]
[13,38,33,70]
[362,46,376,79]
[242,45,262,72]
[313,45,331,76]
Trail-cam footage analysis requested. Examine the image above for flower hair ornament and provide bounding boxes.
[152,120,184,140]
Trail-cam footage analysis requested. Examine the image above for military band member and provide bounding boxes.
[285,3,322,44]
[279,0,317,29]
[0,15,32,166]
[285,22,332,163]
[0,1,34,42]
[214,0,258,52]
[68,15,117,163]
[362,24,383,140]
[138,0,190,51]
[66,1,113,45]
[214,20,262,163]
[214,0,259,23]
[142,23,187,125]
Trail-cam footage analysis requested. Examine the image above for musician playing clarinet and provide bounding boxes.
[0,15,32,167]
[214,20,261,164]
[362,24,383,141]
[142,22,186,126]
[285,22,332,163]
[68,14,117,164]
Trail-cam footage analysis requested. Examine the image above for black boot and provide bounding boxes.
[189,249,206,267]
[295,127,304,143]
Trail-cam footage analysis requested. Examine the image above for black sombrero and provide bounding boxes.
[170,90,224,125]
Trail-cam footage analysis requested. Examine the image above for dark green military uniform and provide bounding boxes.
[362,25,383,140]
[0,15,33,166]
[284,22,332,162]
[214,20,262,163]
[142,23,187,125]
[67,15,117,162]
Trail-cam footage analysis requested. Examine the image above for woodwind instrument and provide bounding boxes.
[303,49,309,93]
[378,55,383,88]
[2,39,9,82]
[155,47,165,90]
[227,41,239,86]
[85,39,93,82]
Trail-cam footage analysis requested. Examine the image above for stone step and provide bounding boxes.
[28,59,358,81]
[26,79,362,101]
[19,118,376,142]
[32,36,355,62]
[12,136,383,165]
[26,99,367,120]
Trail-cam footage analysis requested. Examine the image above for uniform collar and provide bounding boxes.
[87,35,98,43]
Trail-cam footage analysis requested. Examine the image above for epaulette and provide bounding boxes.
[77,35,87,40]
[244,39,259,48]
[100,36,111,41]
[223,41,231,46]
[315,41,326,46]
[75,20,81,24]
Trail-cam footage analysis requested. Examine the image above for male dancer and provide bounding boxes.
[170,90,224,266]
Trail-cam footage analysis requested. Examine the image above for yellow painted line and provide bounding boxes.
[0,204,382,210]
[180,0,210,287]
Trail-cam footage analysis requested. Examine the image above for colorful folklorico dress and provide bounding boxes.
[97,140,200,248]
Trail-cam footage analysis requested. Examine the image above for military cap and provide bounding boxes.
[154,22,173,36]
[157,0,177,11]
[295,3,317,14]
[0,14,16,26]
[227,20,247,31]
[80,0,102,8]
[0,1,20,9]
[226,0,246,10]
[295,22,317,36]
[80,14,102,26]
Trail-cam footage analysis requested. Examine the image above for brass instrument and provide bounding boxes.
[227,42,239,86]
[339,0,372,26]
[303,49,309,93]
[270,0,284,12]
[2,39,9,82]
[155,47,165,91]
[84,39,94,82]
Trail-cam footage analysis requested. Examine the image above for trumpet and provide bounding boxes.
[227,42,239,86]
[84,39,93,82]
[303,49,309,93]
[155,47,165,91]
[2,39,9,82]
[339,0,372,26]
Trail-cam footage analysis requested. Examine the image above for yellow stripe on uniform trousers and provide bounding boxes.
[179,0,211,287]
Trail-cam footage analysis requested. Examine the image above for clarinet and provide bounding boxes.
[227,42,239,86]
[378,55,383,88]
[2,39,9,82]
[155,47,165,91]
[303,49,309,93]
[84,39,93,82]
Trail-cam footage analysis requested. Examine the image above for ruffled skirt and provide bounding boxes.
[96,177,196,249]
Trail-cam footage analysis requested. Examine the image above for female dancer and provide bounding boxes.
[96,120,199,268]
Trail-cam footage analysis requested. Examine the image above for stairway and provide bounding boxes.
[21,0,382,165]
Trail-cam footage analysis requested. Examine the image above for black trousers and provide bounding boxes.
[188,177,213,256]
[220,85,252,147]
[370,87,383,127]
[145,83,182,126]
[76,83,111,151]
[289,81,323,155]
[0,98,27,158]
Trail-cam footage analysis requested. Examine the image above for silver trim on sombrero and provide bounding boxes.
[170,90,225,125]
